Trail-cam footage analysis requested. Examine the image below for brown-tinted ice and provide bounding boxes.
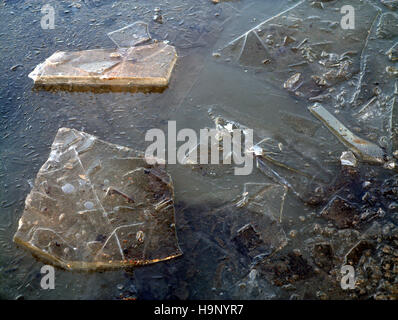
[13,128,182,270]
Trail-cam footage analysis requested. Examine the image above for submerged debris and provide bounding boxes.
[320,196,362,229]
[312,243,334,272]
[232,224,270,258]
[320,195,384,229]
[13,128,182,270]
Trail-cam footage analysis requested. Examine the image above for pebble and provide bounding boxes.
[289,230,298,238]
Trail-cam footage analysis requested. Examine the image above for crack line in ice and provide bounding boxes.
[30,227,77,251]
[100,222,145,259]
[223,0,305,47]
[350,10,381,105]
[72,148,109,222]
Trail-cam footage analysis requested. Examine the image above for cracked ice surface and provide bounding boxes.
[13,128,182,270]
[218,0,398,165]
[220,0,380,101]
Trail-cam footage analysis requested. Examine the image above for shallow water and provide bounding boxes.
[1,0,398,300]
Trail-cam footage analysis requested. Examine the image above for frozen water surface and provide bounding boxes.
[13,128,182,271]
[1,0,398,300]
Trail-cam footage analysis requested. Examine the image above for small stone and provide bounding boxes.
[292,248,301,256]
[153,14,163,24]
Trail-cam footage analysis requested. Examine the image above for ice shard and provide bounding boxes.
[13,128,182,270]
[107,21,151,48]
[308,103,386,164]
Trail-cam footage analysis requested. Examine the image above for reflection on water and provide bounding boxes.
[1,0,398,300]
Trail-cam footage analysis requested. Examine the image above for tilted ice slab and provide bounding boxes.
[29,42,177,87]
[13,128,182,271]
[29,21,177,88]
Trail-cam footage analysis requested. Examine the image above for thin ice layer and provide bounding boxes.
[107,21,151,48]
[13,128,182,271]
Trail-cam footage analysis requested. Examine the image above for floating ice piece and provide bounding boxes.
[340,151,357,167]
[107,21,151,48]
[309,103,386,164]
[13,128,182,270]
[29,42,177,87]
[320,196,361,229]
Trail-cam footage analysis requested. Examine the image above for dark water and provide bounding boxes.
[1,0,397,300]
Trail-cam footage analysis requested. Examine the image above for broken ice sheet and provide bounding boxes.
[29,41,177,88]
[235,183,288,222]
[186,107,341,204]
[219,0,379,100]
[107,21,151,48]
[253,133,338,204]
[13,128,182,271]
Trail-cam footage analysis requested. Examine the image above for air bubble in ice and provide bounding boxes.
[62,183,75,194]
[84,201,94,210]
